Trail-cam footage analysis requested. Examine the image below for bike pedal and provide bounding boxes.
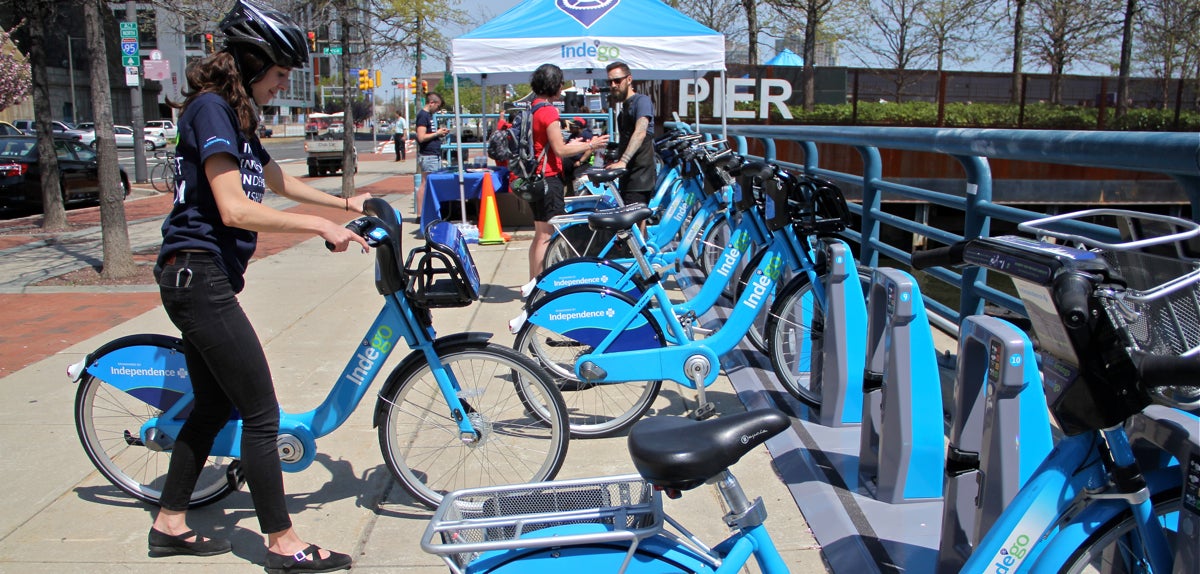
[692,403,717,420]
[225,460,245,491]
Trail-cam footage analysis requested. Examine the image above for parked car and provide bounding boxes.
[13,119,79,137]
[328,120,345,135]
[0,135,130,210]
[0,121,21,136]
[74,122,95,132]
[78,125,167,151]
[144,120,178,140]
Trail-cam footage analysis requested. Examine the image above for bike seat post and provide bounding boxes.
[714,470,767,530]
[621,229,656,281]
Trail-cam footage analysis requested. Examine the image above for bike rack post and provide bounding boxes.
[809,240,867,427]
[937,315,1051,573]
[857,268,944,504]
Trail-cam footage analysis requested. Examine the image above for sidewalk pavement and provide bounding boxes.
[0,155,827,573]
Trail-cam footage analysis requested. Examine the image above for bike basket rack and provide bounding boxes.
[403,220,481,308]
[1021,209,1200,409]
[422,474,663,573]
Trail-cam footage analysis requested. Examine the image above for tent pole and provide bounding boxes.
[719,70,727,142]
[480,74,488,142]
[453,73,466,224]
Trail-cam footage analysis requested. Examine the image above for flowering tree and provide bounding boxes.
[0,23,31,112]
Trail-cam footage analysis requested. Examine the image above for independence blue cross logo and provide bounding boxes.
[556,0,619,28]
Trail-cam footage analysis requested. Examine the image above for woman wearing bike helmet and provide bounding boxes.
[150,1,364,572]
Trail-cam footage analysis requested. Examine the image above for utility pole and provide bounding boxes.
[126,1,147,183]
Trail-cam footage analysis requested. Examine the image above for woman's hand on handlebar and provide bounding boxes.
[322,220,371,253]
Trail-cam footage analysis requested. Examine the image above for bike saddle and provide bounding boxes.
[627,409,791,492]
[578,166,626,184]
[588,203,653,232]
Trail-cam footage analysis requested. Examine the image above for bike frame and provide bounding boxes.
[93,276,482,474]
[530,225,821,390]
[959,423,1181,573]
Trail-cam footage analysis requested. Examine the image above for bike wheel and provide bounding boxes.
[1060,492,1181,573]
[765,270,827,406]
[73,339,235,508]
[514,321,661,439]
[150,162,169,193]
[695,214,731,277]
[377,342,569,509]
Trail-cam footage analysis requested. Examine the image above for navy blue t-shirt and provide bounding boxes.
[415,108,441,157]
[158,92,271,293]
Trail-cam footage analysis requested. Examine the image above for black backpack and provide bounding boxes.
[486,102,551,179]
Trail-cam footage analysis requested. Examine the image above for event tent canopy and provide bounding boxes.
[765,48,804,67]
[451,0,725,83]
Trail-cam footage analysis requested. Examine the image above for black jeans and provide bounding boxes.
[393,133,406,160]
[156,252,290,534]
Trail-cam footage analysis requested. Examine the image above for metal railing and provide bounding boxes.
[669,122,1200,334]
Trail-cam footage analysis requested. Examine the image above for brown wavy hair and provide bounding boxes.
[169,50,263,138]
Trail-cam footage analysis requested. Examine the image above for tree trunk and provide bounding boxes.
[802,2,819,111]
[1050,62,1064,104]
[1010,0,1026,104]
[742,0,759,66]
[1115,0,1136,117]
[340,1,354,198]
[85,0,136,279]
[28,1,67,231]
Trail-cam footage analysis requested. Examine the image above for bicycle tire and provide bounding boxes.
[377,341,569,509]
[1059,491,1182,573]
[695,214,731,278]
[150,162,170,193]
[543,224,625,271]
[513,316,662,439]
[73,335,236,508]
[764,269,828,406]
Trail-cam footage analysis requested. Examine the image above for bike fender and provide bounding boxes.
[81,334,191,412]
[526,286,659,352]
[371,332,492,428]
[532,258,637,304]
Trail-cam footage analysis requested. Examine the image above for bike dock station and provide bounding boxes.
[676,123,1200,573]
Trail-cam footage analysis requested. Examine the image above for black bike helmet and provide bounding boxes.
[219,0,308,73]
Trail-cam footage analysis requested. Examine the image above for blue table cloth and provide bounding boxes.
[419,168,509,235]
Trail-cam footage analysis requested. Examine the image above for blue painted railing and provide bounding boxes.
[669,123,1200,333]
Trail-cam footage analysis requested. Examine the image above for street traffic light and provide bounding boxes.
[375,70,382,90]
[410,75,417,96]
[307,31,316,51]
[358,69,369,90]
[420,80,428,95]
[204,33,214,54]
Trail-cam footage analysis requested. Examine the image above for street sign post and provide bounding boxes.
[119,21,139,87]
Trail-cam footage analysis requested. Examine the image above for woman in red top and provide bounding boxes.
[526,64,609,279]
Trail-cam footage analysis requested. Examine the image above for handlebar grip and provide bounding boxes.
[911,242,967,270]
[1053,272,1093,329]
[1134,352,1200,388]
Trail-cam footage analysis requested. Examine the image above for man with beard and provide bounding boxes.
[605,62,655,209]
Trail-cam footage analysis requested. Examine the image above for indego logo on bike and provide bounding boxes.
[345,326,394,386]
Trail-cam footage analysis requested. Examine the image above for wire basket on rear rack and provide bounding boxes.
[1019,209,1200,410]
[421,474,662,574]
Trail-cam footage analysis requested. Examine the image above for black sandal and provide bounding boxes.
[264,544,352,574]
[148,528,232,557]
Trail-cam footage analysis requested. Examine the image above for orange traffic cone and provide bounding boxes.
[477,170,509,244]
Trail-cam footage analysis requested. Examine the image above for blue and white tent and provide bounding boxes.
[765,48,804,67]
[451,0,725,83]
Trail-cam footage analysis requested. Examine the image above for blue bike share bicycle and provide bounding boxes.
[419,208,1199,574]
[513,165,852,436]
[69,198,569,509]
